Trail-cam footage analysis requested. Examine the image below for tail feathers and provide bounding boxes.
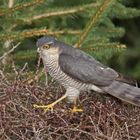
[117,73,138,86]
[102,81,140,107]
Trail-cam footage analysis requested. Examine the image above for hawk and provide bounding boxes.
[34,36,140,112]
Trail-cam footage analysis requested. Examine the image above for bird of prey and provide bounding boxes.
[34,36,140,112]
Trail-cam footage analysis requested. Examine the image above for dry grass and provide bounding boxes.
[0,70,140,140]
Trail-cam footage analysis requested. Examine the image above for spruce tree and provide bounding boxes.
[0,0,139,73]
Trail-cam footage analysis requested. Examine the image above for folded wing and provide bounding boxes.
[59,53,118,86]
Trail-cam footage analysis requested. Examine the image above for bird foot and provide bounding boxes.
[70,106,83,113]
[33,103,55,112]
[33,94,67,113]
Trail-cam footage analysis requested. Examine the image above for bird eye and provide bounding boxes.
[42,44,50,49]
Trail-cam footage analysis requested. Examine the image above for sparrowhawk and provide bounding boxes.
[34,36,140,112]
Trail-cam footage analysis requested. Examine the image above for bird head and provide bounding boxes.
[36,36,60,56]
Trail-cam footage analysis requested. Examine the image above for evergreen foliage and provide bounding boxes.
[0,0,139,72]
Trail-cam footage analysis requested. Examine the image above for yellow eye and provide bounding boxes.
[42,44,50,49]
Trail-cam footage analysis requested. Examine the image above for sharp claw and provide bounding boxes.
[44,104,54,113]
[69,106,83,113]
[33,94,67,112]
[33,104,41,108]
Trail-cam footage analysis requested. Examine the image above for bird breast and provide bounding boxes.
[42,54,91,91]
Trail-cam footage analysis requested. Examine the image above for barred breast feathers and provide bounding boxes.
[43,54,91,91]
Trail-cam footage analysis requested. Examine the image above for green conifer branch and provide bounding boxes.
[0,29,81,41]
[47,30,81,36]
[0,0,139,68]
[0,29,48,40]
[94,27,125,38]
[75,0,113,48]
[111,2,140,19]
[82,43,126,52]
[23,3,99,24]
[0,0,44,16]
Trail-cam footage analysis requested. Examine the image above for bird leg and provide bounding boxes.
[34,94,67,112]
[70,99,83,113]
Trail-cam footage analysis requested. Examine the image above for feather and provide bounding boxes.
[102,81,140,106]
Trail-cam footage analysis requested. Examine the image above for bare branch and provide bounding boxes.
[0,42,21,61]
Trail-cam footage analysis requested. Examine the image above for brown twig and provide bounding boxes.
[0,65,140,139]
[0,0,44,16]
[0,42,21,61]
[24,3,99,23]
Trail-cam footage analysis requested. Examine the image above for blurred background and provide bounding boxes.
[0,0,140,84]
[110,0,140,84]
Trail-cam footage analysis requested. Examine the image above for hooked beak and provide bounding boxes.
[37,48,41,53]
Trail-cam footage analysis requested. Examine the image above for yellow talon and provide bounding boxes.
[70,106,83,113]
[33,94,67,112]
[69,98,83,113]
[34,104,54,112]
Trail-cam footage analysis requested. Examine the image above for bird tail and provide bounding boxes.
[102,81,140,107]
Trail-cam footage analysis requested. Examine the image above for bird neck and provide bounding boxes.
[42,53,59,68]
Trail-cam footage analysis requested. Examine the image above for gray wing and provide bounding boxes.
[59,53,119,86]
[54,40,107,68]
